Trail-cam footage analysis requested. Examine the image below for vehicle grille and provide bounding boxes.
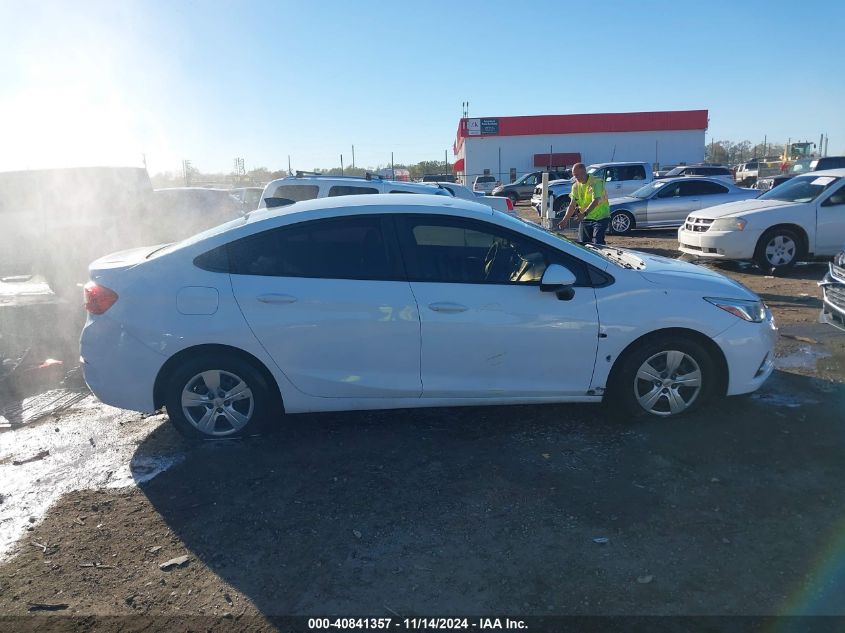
[832,261,845,282]
[684,217,715,232]
[824,282,845,312]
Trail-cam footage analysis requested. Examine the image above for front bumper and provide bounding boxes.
[678,226,763,260]
[713,307,778,395]
[80,316,166,413]
[820,271,845,332]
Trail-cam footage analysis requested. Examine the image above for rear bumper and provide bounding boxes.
[80,316,166,413]
[713,308,778,395]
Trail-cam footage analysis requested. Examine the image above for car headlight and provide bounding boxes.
[704,297,766,322]
[710,217,747,232]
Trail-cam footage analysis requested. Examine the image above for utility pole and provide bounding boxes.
[288,155,292,176]
[391,152,395,179]
[352,145,355,169]
[340,154,344,175]
[498,147,501,184]
[444,149,448,174]
[182,159,192,186]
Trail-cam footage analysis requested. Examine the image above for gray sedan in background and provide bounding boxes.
[608,177,758,235]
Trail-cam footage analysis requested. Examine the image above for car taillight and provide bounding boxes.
[506,197,514,211]
[84,281,118,314]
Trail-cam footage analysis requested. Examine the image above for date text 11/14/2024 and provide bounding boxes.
[308,618,528,630]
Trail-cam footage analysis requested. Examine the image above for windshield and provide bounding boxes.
[790,159,813,174]
[632,181,668,198]
[664,167,685,176]
[758,175,841,203]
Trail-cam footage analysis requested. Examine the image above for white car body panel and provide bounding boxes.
[80,194,777,417]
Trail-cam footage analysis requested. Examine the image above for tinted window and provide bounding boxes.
[396,215,588,285]
[270,184,319,202]
[389,189,416,194]
[700,167,730,176]
[683,180,729,196]
[476,176,496,183]
[656,182,683,198]
[327,185,379,197]
[620,165,646,180]
[819,157,845,170]
[227,216,398,280]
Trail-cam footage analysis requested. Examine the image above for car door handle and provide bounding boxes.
[428,302,468,313]
[256,293,297,304]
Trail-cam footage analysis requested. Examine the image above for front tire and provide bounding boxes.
[163,353,279,439]
[610,335,715,418]
[609,210,635,235]
[754,228,801,272]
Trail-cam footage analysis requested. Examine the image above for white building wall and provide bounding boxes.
[459,130,705,184]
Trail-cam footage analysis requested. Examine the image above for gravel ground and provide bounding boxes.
[1,207,844,631]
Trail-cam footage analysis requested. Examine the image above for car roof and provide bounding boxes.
[246,193,494,225]
[655,176,735,184]
[588,162,646,168]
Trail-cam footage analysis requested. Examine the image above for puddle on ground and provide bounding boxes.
[0,396,187,560]
[774,345,832,371]
[751,391,820,408]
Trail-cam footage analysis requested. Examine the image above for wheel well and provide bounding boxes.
[757,224,809,257]
[606,328,729,397]
[153,344,284,412]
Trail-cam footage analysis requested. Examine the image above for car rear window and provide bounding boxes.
[476,176,495,183]
[327,185,379,197]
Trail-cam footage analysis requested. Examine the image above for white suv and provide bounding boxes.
[259,172,449,208]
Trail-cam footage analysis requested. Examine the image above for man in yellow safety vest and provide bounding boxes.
[557,162,610,245]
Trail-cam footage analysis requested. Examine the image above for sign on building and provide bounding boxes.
[467,119,481,136]
[480,119,499,135]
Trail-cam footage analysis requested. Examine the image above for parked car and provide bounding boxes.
[491,170,570,204]
[735,161,763,186]
[678,169,845,271]
[756,156,845,192]
[532,162,653,216]
[472,175,498,194]
[80,193,777,439]
[819,249,845,331]
[607,177,759,235]
[151,188,245,241]
[229,186,264,211]
[258,172,450,209]
[422,181,515,215]
[656,164,734,184]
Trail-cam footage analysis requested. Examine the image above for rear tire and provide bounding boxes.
[609,335,716,419]
[163,353,279,440]
[507,192,519,206]
[754,228,801,272]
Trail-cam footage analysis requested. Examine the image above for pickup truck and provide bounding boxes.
[491,170,570,204]
[531,162,653,216]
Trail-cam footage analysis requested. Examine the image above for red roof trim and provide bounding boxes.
[455,110,708,152]
[452,158,465,172]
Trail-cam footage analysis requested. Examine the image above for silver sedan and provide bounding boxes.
[608,177,758,235]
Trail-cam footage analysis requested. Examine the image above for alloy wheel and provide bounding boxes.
[634,350,702,416]
[181,369,254,436]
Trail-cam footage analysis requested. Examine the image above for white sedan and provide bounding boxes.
[679,169,845,270]
[81,194,777,439]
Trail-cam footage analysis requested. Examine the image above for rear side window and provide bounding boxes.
[327,185,379,197]
[226,216,400,280]
[620,165,646,180]
[691,180,729,195]
[270,184,319,202]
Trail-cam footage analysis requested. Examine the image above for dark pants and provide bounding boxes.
[579,217,609,245]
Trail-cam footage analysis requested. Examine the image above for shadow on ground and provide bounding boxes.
[134,370,845,616]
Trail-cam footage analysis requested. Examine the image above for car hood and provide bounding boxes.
[630,250,757,298]
[692,198,797,219]
[609,196,643,207]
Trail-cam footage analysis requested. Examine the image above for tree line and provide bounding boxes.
[704,140,786,166]
[151,160,453,188]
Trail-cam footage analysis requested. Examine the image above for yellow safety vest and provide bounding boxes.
[571,175,609,220]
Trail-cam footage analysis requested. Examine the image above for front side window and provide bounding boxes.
[226,215,398,280]
[328,185,379,197]
[396,215,586,285]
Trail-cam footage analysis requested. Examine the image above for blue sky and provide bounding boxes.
[0,0,842,174]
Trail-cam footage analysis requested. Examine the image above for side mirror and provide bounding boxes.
[540,264,577,300]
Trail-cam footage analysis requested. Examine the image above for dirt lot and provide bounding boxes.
[1,208,844,630]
